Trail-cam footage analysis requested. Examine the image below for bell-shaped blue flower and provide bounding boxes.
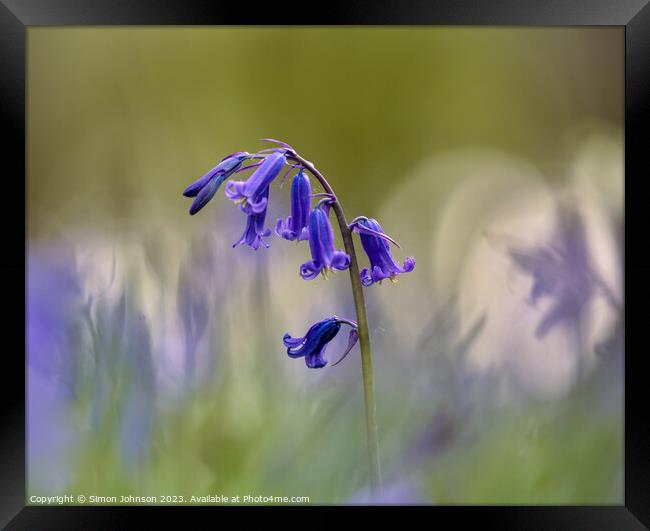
[300,201,350,280]
[232,186,272,250]
[283,316,358,369]
[353,217,415,286]
[225,151,286,215]
[275,170,311,241]
[183,152,250,215]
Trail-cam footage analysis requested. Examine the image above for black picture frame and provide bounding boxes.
[2,1,648,527]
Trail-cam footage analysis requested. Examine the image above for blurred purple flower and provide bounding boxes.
[284,316,358,369]
[275,170,311,241]
[88,290,127,430]
[350,478,425,504]
[28,244,84,398]
[300,201,350,280]
[177,256,210,387]
[27,244,85,491]
[351,217,415,287]
[507,205,595,339]
[28,367,76,493]
[119,311,156,469]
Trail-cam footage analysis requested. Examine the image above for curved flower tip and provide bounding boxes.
[332,328,359,366]
[350,216,400,248]
[225,151,286,215]
[283,317,358,369]
[183,152,250,215]
[299,204,350,280]
[276,171,312,242]
[260,138,294,150]
[356,218,415,286]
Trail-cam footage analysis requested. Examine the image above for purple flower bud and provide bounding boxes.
[355,218,415,286]
[232,185,272,250]
[275,170,311,241]
[183,152,250,215]
[283,316,357,369]
[225,152,286,215]
[299,202,350,280]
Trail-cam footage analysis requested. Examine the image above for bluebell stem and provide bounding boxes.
[350,217,416,286]
[300,200,350,280]
[182,139,417,493]
[284,316,358,369]
[184,152,250,215]
[275,170,311,241]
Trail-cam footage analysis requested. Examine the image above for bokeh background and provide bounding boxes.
[27,28,623,504]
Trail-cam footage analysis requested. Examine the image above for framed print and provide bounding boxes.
[2,0,649,527]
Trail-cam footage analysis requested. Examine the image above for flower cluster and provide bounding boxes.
[183,139,415,368]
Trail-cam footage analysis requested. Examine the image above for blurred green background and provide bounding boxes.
[27,27,623,504]
[27,27,622,239]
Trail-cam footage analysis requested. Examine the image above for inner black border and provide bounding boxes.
[2,1,648,528]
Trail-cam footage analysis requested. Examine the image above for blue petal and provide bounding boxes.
[189,176,221,215]
[183,167,219,197]
[305,344,328,368]
[300,259,322,280]
[183,152,248,197]
[242,152,286,198]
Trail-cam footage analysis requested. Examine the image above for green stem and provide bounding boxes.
[289,154,382,493]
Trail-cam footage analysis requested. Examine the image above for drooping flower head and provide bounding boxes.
[300,200,350,280]
[284,316,358,369]
[275,170,311,242]
[352,217,415,286]
[225,151,286,215]
[232,185,272,250]
[183,152,250,215]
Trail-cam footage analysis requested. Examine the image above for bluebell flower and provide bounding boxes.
[233,185,272,250]
[283,316,358,369]
[177,254,210,387]
[119,312,156,469]
[275,170,311,241]
[352,217,415,286]
[300,201,350,280]
[183,151,250,215]
[225,151,286,215]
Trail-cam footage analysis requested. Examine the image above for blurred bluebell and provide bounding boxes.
[350,478,425,504]
[351,217,415,287]
[27,244,84,492]
[300,201,350,280]
[275,170,311,241]
[177,257,210,387]
[88,288,127,431]
[507,204,595,339]
[284,316,358,369]
[28,244,87,399]
[119,310,156,469]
